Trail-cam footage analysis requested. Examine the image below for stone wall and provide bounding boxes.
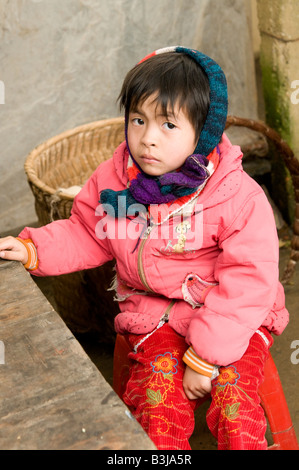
[257,0,299,153]
[257,0,299,222]
[0,0,258,232]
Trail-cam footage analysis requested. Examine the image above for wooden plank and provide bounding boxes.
[0,260,53,324]
[0,260,156,450]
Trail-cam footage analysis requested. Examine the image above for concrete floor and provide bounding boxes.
[29,242,298,450]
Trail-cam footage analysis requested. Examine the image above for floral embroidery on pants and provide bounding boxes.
[150,352,178,374]
[206,330,273,450]
[122,325,272,450]
[123,326,197,449]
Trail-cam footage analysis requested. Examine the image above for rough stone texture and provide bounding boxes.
[258,0,299,41]
[0,0,258,232]
[257,0,299,153]
[257,0,299,222]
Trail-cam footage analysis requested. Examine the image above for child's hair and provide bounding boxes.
[118,52,210,142]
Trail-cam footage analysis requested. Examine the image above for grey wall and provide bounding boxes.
[0,0,257,232]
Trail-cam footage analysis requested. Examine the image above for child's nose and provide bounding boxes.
[141,124,158,147]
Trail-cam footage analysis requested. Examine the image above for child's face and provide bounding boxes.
[127,94,197,176]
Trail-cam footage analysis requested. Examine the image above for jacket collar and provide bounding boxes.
[196,133,243,210]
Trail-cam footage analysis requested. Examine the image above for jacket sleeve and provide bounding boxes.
[18,167,113,276]
[185,189,279,366]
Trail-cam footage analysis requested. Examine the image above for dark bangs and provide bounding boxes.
[118,52,210,141]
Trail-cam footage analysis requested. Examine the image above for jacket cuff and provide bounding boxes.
[16,238,39,271]
[183,346,219,379]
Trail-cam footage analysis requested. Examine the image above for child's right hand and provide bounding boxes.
[183,365,212,399]
[0,236,28,265]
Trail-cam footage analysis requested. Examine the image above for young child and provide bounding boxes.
[0,46,289,450]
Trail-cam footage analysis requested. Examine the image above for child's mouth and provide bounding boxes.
[141,155,159,164]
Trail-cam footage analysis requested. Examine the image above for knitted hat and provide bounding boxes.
[138,46,228,156]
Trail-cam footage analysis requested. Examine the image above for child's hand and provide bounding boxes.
[183,365,212,400]
[0,237,28,265]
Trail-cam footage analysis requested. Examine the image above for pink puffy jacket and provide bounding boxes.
[19,134,289,366]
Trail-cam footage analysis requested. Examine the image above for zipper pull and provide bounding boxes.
[160,300,176,323]
[143,225,153,238]
[160,312,169,323]
[131,216,153,253]
[142,214,154,238]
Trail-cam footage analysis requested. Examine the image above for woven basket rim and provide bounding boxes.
[24,114,296,201]
[24,116,125,200]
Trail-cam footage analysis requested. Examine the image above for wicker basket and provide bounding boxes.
[24,117,125,343]
[24,115,299,343]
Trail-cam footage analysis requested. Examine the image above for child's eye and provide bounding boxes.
[163,122,176,130]
[132,118,144,126]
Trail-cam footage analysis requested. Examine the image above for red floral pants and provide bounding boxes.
[122,323,273,450]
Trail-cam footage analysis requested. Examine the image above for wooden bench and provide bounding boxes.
[0,259,156,450]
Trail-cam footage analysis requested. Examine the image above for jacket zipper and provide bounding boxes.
[160,299,175,322]
[136,221,176,334]
[137,224,155,293]
[137,221,175,318]
[132,299,176,353]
